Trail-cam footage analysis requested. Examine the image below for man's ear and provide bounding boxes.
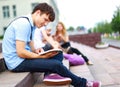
[36,10,41,15]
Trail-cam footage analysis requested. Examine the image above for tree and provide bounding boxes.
[88,28,92,33]
[67,26,74,31]
[92,21,112,34]
[111,6,120,33]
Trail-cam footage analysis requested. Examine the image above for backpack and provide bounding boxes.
[63,53,85,66]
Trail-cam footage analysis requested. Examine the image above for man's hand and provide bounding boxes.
[39,51,59,58]
[35,48,44,54]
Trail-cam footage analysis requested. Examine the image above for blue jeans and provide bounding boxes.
[12,52,86,87]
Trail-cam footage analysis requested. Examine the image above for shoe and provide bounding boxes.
[86,81,101,87]
[43,73,72,86]
[87,61,93,65]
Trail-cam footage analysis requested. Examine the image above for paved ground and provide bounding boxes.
[71,41,120,87]
[0,38,120,87]
[102,38,120,48]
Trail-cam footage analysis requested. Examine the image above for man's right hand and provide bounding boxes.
[39,51,58,58]
[35,48,44,54]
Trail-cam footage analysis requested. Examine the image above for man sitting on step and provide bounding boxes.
[2,2,101,87]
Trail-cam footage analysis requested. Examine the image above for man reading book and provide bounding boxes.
[2,3,101,87]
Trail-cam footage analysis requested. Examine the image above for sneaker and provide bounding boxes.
[87,61,93,65]
[43,73,72,86]
[86,81,101,87]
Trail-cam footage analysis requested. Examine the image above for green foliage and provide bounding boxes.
[90,6,120,34]
[67,26,74,31]
[111,6,120,33]
[88,28,92,33]
[92,21,112,34]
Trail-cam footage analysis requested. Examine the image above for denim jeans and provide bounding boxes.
[12,52,87,87]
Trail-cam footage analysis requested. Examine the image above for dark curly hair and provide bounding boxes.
[32,3,55,22]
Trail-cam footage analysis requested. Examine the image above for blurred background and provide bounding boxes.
[0,1,120,87]
[0,0,120,41]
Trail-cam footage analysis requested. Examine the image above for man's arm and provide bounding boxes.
[42,29,60,49]
[16,40,58,59]
[29,41,35,52]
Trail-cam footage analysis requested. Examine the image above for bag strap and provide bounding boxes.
[7,16,33,40]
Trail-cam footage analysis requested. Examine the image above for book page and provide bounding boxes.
[39,49,62,55]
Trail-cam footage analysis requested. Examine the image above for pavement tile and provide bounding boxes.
[70,41,120,87]
[0,71,30,87]
[94,73,115,85]
[34,83,69,87]
[70,64,94,81]
[104,63,118,73]
[102,85,120,87]
[70,64,90,73]
[110,73,120,84]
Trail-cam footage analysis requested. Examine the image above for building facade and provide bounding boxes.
[0,0,59,36]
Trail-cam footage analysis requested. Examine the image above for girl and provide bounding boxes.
[53,22,93,65]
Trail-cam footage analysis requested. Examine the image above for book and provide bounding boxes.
[39,49,62,55]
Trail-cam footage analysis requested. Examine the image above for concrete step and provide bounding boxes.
[63,59,70,69]
[69,64,95,87]
[33,55,94,87]
[69,42,95,81]
[70,64,94,81]
[0,70,42,87]
[0,58,6,72]
[33,59,70,87]
[0,55,42,87]
[70,64,95,87]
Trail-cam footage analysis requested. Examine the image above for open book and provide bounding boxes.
[39,49,62,55]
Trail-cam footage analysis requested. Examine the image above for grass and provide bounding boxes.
[107,36,120,40]
[0,36,3,40]
[97,42,106,45]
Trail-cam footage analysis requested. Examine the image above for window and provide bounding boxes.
[13,5,17,17]
[2,6,10,18]
[31,3,39,10]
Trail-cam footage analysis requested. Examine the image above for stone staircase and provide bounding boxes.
[33,59,95,87]
[0,43,94,87]
[0,42,43,87]
[0,54,74,87]
[33,51,95,87]
[0,55,42,87]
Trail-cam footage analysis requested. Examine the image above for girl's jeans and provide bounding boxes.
[12,52,86,87]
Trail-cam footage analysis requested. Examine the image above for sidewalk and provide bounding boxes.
[102,38,120,48]
[71,41,120,87]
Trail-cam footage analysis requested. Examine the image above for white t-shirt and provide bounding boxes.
[33,26,46,49]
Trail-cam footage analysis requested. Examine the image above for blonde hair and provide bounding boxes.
[55,22,66,36]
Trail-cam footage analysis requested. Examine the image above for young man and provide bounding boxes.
[2,3,101,87]
[33,26,60,53]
